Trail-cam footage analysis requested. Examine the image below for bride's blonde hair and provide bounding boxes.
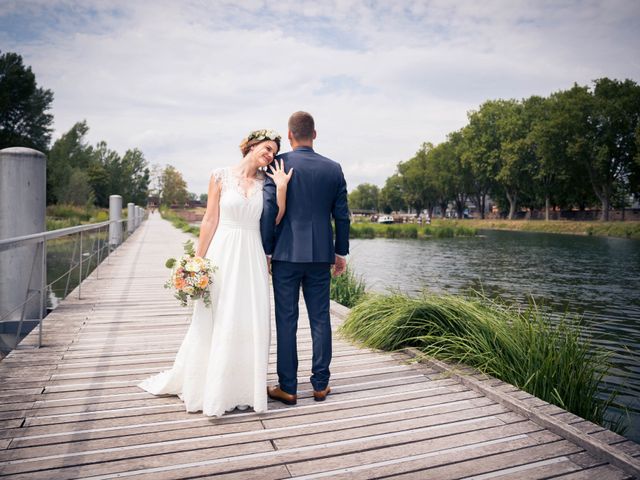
[239,129,281,156]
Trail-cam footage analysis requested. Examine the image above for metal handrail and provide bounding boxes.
[0,216,142,352]
[0,220,111,251]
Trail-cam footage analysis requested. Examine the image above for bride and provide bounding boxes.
[139,129,291,416]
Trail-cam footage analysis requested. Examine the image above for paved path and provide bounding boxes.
[0,214,638,479]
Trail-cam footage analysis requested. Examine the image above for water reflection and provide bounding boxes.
[349,230,640,440]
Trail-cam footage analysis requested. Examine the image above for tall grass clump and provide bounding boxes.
[350,224,375,238]
[340,291,624,433]
[330,265,367,308]
[423,225,477,238]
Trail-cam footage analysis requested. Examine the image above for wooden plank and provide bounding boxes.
[334,441,582,480]
[286,429,561,478]
[549,464,633,479]
[0,440,275,479]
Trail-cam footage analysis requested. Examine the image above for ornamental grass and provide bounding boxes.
[330,265,367,308]
[339,291,625,433]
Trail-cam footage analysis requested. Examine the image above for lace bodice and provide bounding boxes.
[212,167,265,199]
[211,167,264,227]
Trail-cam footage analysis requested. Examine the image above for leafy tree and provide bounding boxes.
[199,193,208,204]
[584,78,640,220]
[148,163,163,196]
[460,106,500,219]
[0,51,53,151]
[89,141,122,207]
[348,183,380,211]
[59,170,95,206]
[632,124,640,198]
[120,148,150,205]
[430,132,472,219]
[160,165,189,206]
[538,86,598,213]
[493,99,534,219]
[379,174,404,213]
[526,95,570,220]
[398,143,439,215]
[47,121,94,204]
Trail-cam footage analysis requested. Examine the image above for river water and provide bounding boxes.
[348,229,640,441]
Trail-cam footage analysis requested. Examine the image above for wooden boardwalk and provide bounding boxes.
[0,214,639,479]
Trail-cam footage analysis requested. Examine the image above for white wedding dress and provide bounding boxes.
[139,167,271,416]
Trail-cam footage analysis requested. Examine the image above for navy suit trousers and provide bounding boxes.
[271,261,332,394]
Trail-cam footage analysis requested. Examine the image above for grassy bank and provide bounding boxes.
[437,218,640,240]
[160,207,200,236]
[351,222,476,239]
[46,204,109,230]
[339,291,625,434]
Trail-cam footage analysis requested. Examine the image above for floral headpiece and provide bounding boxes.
[240,129,281,156]
[247,129,281,144]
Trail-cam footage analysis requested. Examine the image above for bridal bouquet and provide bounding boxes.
[164,240,217,307]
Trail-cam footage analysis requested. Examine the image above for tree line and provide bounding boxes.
[350,78,640,221]
[1,50,191,208]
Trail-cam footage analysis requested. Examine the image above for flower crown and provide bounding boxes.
[247,129,281,143]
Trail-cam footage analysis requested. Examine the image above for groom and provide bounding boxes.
[261,111,350,405]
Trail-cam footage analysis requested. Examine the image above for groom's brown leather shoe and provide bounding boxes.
[313,386,331,402]
[267,386,297,406]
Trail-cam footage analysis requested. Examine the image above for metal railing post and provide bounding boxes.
[109,195,123,249]
[64,236,79,298]
[128,203,135,234]
[78,230,83,300]
[39,240,46,348]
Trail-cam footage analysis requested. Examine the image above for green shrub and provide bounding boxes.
[46,204,109,230]
[350,222,476,240]
[46,204,92,221]
[92,210,109,222]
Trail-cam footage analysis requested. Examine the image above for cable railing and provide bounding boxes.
[0,214,145,355]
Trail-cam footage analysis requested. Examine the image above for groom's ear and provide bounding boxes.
[287,130,293,142]
[312,130,317,140]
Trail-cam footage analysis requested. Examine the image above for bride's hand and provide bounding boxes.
[266,159,293,189]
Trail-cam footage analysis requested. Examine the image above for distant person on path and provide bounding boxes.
[261,111,350,406]
[139,128,291,416]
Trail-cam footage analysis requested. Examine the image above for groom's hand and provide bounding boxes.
[332,255,346,277]
[266,255,272,275]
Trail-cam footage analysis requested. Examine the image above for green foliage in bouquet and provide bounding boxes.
[164,240,216,307]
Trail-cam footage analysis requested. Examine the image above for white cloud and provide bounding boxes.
[2,0,639,194]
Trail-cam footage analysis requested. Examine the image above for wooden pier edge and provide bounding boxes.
[329,301,640,479]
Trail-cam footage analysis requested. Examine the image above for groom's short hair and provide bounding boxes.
[288,111,315,141]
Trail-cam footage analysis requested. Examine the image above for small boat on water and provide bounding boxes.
[377,215,394,224]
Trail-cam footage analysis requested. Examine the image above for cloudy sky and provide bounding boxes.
[2,0,639,194]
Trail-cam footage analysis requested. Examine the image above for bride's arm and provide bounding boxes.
[267,159,293,226]
[195,174,222,257]
[275,183,287,225]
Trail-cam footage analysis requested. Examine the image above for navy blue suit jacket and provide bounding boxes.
[260,146,350,263]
